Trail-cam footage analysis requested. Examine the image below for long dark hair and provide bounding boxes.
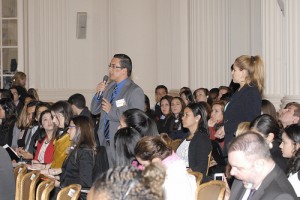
[284,124,300,175]
[38,110,56,143]
[122,108,158,136]
[186,102,209,134]
[114,127,142,166]
[250,114,282,142]
[71,116,96,151]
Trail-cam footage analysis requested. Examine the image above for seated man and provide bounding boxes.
[228,131,297,200]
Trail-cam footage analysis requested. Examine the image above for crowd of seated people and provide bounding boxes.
[1,54,299,200]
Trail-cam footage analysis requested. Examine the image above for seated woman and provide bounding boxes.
[31,110,55,166]
[208,100,225,149]
[279,124,300,198]
[156,95,173,134]
[135,136,196,200]
[114,127,142,167]
[250,114,287,171]
[176,103,212,181]
[180,89,195,106]
[48,116,96,199]
[193,88,209,103]
[119,108,158,136]
[167,97,188,140]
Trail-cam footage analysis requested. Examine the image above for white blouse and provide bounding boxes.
[176,139,190,167]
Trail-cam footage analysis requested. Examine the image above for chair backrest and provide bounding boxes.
[14,164,27,181]
[187,168,203,186]
[57,184,82,200]
[19,170,40,200]
[206,151,212,176]
[15,164,27,200]
[36,179,55,200]
[170,139,182,151]
[196,180,226,200]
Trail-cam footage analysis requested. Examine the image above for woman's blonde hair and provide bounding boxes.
[12,72,26,87]
[234,55,264,94]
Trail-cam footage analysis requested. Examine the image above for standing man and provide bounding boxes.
[91,54,144,166]
[227,131,297,200]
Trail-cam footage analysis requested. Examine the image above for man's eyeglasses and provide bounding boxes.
[108,64,124,69]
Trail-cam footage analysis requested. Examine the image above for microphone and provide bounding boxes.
[97,75,109,100]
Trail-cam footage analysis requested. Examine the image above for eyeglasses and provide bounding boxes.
[108,64,124,69]
[68,125,76,129]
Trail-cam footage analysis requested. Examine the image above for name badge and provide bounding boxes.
[116,99,126,107]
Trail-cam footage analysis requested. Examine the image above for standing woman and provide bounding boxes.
[279,124,300,198]
[0,98,17,147]
[216,55,264,156]
[176,103,212,179]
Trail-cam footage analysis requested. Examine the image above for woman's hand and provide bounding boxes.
[18,148,33,159]
[215,126,225,139]
[208,118,216,127]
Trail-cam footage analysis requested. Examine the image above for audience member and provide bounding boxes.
[114,127,141,166]
[12,72,28,103]
[216,55,264,156]
[218,86,230,100]
[180,89,194,106]
[88,163,166,200]
[235,122,250,136]
[154,85,168,119]
[17,100,40,159]
[0,89,13,100]
[144,94,156,120]
[49,116,96,200]
[179,86,191,94]
[49,101,73,168]
[135,136,196,200]
[90,54,144,167]
[27,88,40,101]
[176,103,212,180]
[208,100,225,149]
[10,86,24,116]
[250,114,287,171]
[0,98,17,147]
[261,99,277,120]
[119,108,158,136]
[193,88,209,103]
[167,97,188,140]
[208,87,219,106]
[279,124,300,198]
[68,93,92,118]
[156,95,173,134]
[31,110,55,167]
[278,102,300,128]
[227,131,297,200]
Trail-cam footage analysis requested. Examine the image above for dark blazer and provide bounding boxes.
[181,128,212,176]
[60,147,94,189]
[229,165,297,200]
[224,85,261,155]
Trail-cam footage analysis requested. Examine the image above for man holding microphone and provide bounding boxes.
[91,54,144,166]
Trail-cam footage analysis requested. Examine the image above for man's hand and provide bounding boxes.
[96,81,107,93]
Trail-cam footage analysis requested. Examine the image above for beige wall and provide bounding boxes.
[25,0,300,109]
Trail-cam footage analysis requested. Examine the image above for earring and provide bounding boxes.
[268,142,273,149]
